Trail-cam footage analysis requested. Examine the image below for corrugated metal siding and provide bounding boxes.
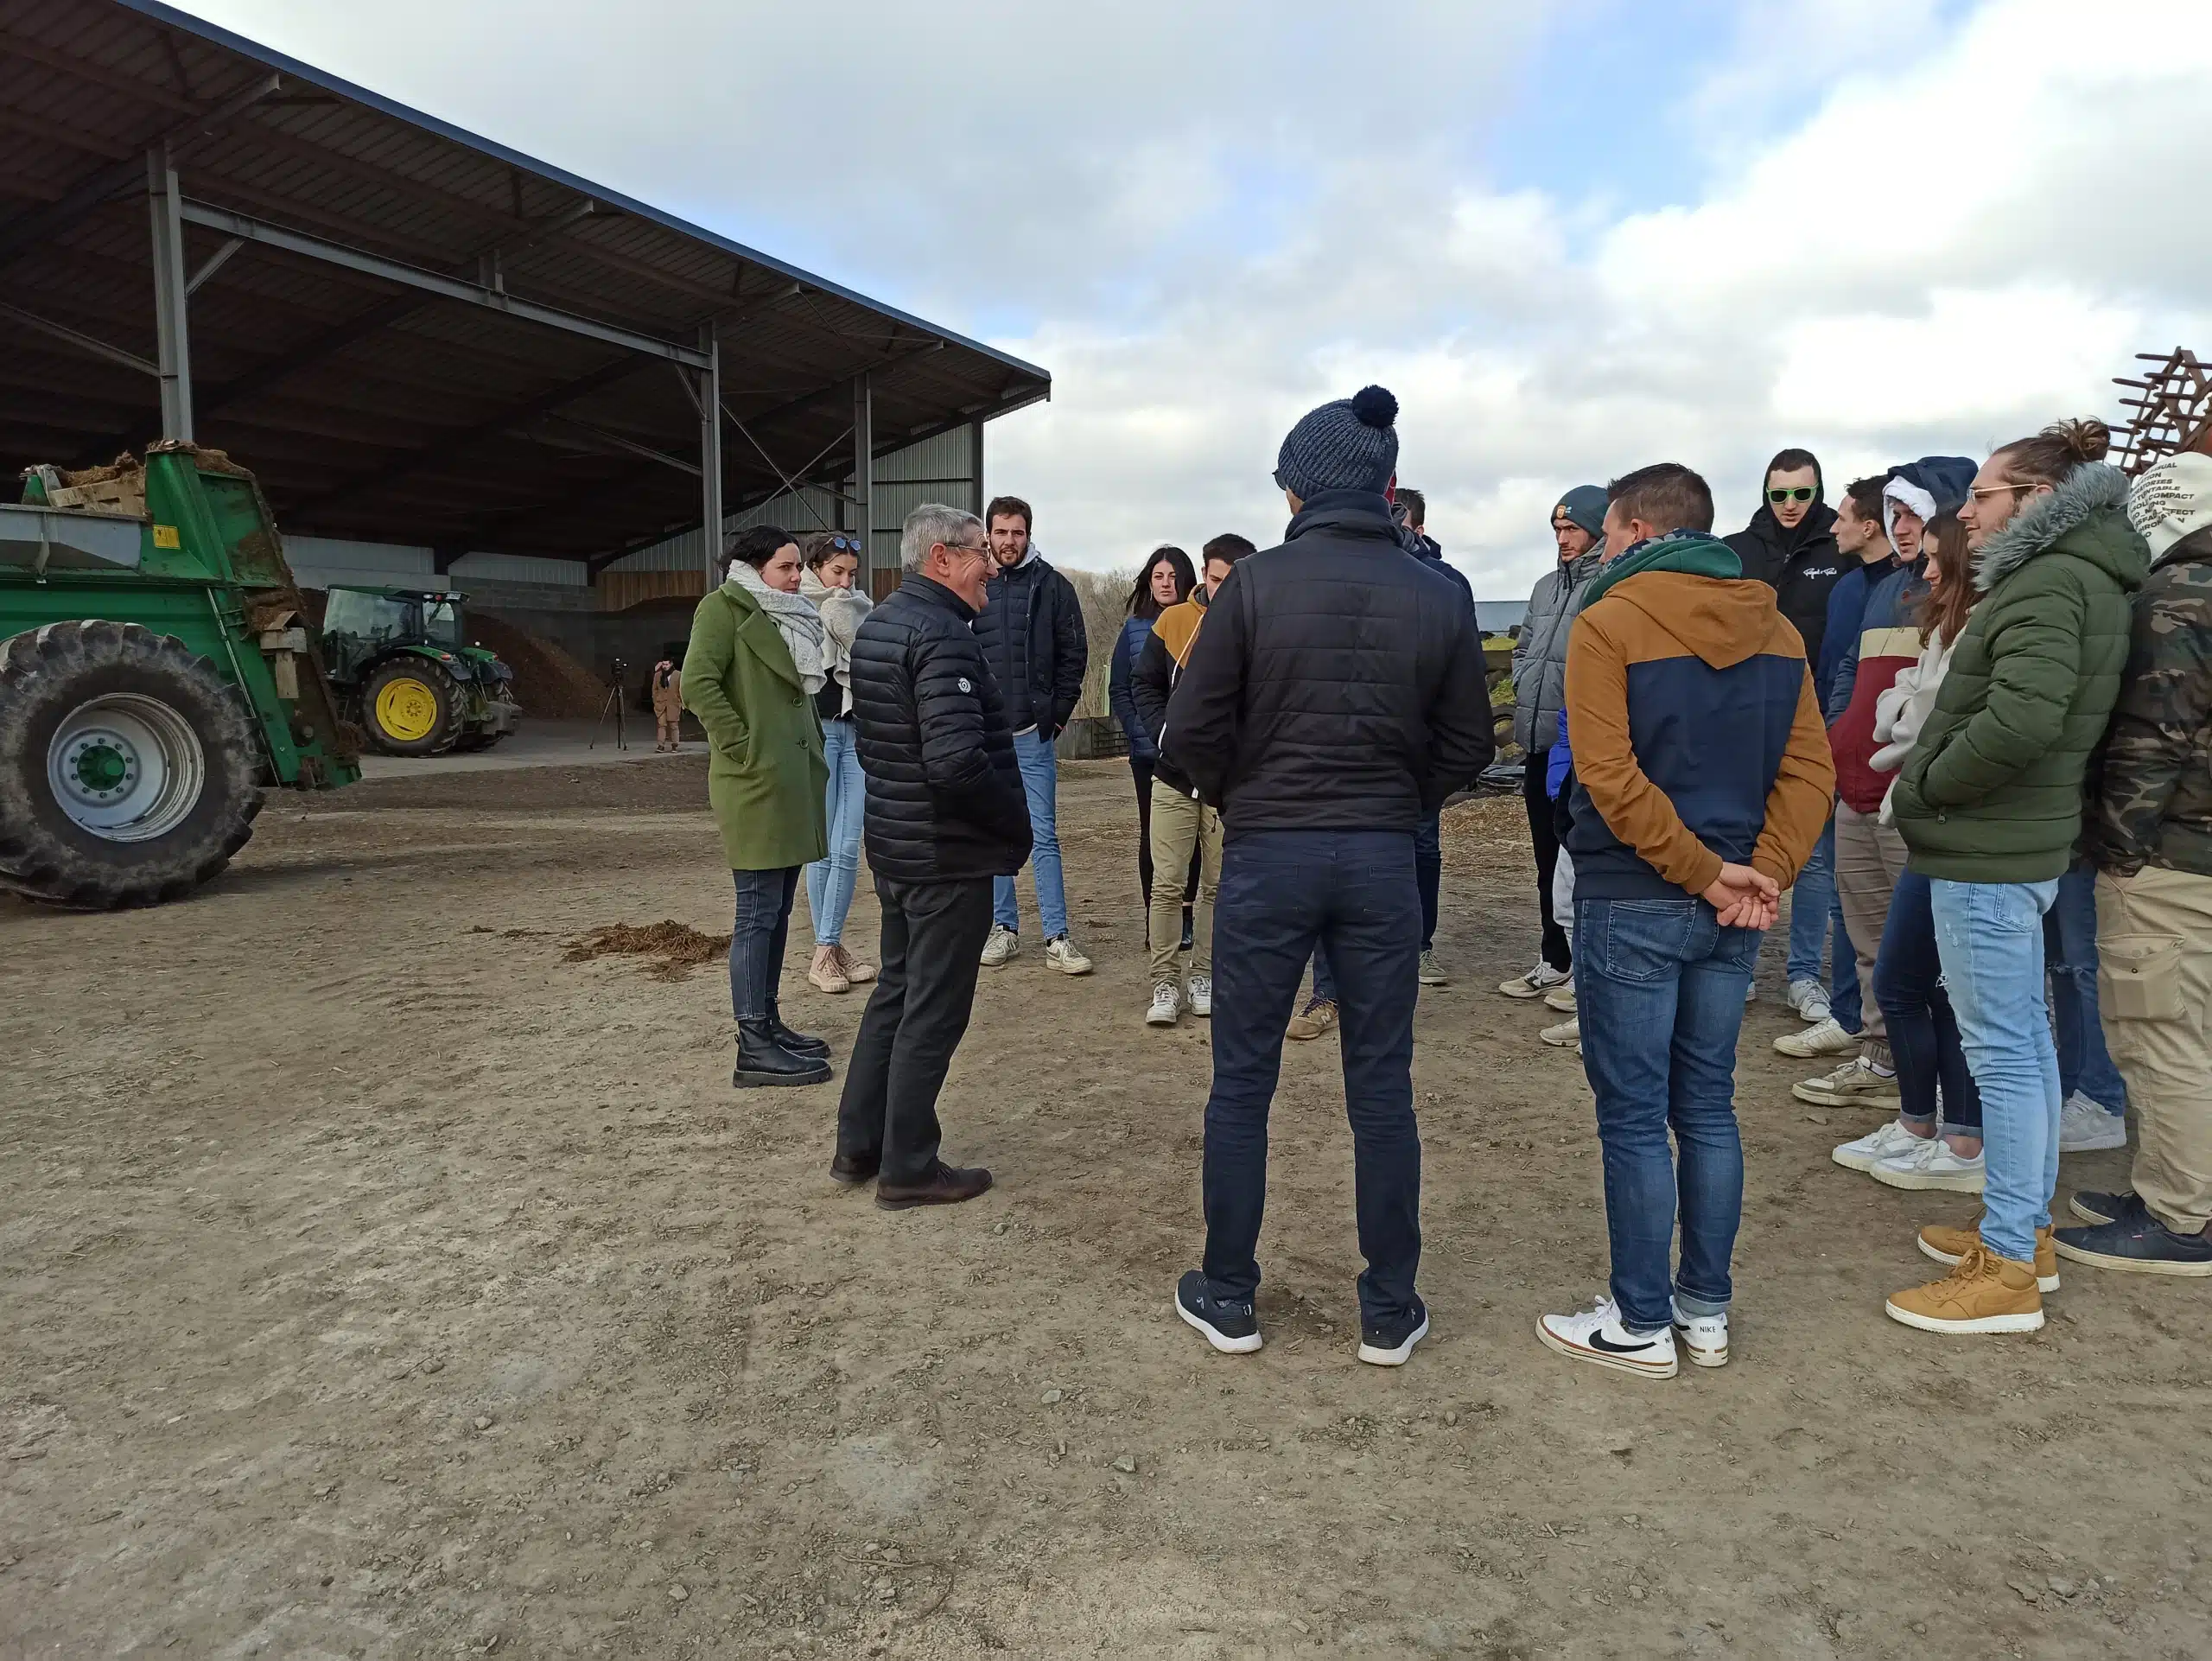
[446,551,588,587]
[283,536,445,591]
[602,428,980,576]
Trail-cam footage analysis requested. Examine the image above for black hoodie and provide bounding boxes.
[1726,466,1843,666]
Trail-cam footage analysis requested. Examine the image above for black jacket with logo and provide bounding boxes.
[848,573,1032,882]
[1161,490,1495,835]
[1726,500,1843,667]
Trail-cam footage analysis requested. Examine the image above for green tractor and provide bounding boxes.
[319,587,519,756]
[1,444,360,908]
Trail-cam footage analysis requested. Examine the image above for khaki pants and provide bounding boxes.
[1834,799,1910,1066]
[2096,866,2212,1233]
[1148,781,1223,984]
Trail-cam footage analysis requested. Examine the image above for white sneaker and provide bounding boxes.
[1543,984,1578,1015]
[1786,977,1833,1024]
[980,925,1019,967]
[1793,1056,1902,1108]
[2058,1092,2127,1154]
[1044,934,1093,976]
[1774,1015,1857,1058]
[1185,975,1212,1018]
[1871,1136,1986,1193]
[1499,962,1569,999]
[1146,982,1180,1027]
[1832,1117,1924,1174]
[1670,1299,1729,1368]
[1540,1015,1580,1047]
[1745,981,1758,1003]
[1537,1296,1677,1379]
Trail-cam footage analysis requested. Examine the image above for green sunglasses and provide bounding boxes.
[1767,487,1816,504]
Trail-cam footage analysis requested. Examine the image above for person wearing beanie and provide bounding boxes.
[2061,451,2212,1276]
[1500,484,1606,1001]
[1164,385,1493,1370]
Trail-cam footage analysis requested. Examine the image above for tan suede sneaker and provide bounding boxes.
[1286,997,1338,1041]
[1885,1247,2044,1334]
[1917,1214,2059,1292]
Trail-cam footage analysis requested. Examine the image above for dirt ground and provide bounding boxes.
[4,760,2209,1661]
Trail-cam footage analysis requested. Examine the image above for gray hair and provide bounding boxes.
[900,503,984,572]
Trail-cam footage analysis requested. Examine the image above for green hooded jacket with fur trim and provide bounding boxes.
[1892,463,2150,882]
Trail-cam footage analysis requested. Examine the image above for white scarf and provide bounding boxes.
[726,563,825,694]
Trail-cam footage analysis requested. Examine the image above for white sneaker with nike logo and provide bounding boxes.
[1537,1295,1678,1379]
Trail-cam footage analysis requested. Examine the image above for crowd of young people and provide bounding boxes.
[1496,423,2211,1365]
[684,379,2209,1375]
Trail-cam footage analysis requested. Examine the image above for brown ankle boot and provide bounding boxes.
[875,1161,993,1212]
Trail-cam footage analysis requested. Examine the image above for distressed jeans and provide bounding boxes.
[1573,896,1762,1333]
[804,717,866,947]
[993,729,1070,939]
[1930,878,2063,1266]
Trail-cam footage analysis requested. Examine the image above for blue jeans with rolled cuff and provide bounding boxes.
[1573,896,1761,1334]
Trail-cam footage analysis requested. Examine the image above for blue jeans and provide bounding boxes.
[1788,817,1861,1030]
[1873,871,1981,1134]
[805,717,866,947]
[1574,897,1761,1333]
[1202,830,1422,1327]
[729,865,801,1021]
[1930,878,2063,1266]
[993,729,1069,939]
[2046,862,2126,1115]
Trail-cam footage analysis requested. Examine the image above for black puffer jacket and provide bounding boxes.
[1162,490,1495,834]
[848,573,1032,882]
[975,552,1088,738]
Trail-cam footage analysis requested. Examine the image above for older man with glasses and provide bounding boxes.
[832,504,1034,1212]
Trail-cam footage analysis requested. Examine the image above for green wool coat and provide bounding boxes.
[1892,464,2149,883]
[682,581,828,871]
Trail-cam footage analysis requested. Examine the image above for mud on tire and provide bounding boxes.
[0,620,263,909]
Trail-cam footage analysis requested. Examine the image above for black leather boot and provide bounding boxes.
[766,997,830,1059]
[733,1018,830,1088]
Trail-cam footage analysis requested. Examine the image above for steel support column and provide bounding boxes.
[969,417,986,516]
[147,148,193,442]
[699,321,723,583]
[852,372,874,583]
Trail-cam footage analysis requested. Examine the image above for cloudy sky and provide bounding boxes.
[179,0,2211,597]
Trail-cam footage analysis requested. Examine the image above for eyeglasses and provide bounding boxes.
[941,539,991,561]
[1767,487,1816,504]
[1967,482,2030,500]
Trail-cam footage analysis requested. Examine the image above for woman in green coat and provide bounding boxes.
[1885,420,2148,1336]
[683,525,832,1088]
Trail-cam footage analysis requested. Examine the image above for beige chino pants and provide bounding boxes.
[2096,866,2212,1234]
[1834,799,1910,1068]
[1148,781,1223,985]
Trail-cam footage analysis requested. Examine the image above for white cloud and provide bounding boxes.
[176,0,2212,594]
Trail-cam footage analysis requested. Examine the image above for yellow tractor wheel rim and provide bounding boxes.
[373,676,440,742]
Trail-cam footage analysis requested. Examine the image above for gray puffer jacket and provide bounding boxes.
[1510,550,1601,752]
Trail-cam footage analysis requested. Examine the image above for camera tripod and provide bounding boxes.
[589,659,630,750]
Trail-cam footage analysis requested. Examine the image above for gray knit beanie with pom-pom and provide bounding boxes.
[1274,385,1400,500]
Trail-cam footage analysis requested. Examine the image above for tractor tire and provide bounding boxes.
[363,658,460,756]
[0,620,263,909]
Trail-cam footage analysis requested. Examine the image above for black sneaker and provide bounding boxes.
[1174,1270,1262,1354]
[2069,1189,2137,1227]
[2055,1210,2212,1276]
[1357,1298,1430,1367]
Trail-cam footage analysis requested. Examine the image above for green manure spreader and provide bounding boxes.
[0,443,359,908]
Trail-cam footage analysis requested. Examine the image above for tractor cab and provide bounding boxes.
[320,586,518,755]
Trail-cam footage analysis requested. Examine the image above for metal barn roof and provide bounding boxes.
[0,0,1050,567]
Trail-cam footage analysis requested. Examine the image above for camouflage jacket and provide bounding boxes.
[2090,527,2212,877]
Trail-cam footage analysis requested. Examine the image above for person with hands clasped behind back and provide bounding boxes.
[1535,462,1834,1381]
